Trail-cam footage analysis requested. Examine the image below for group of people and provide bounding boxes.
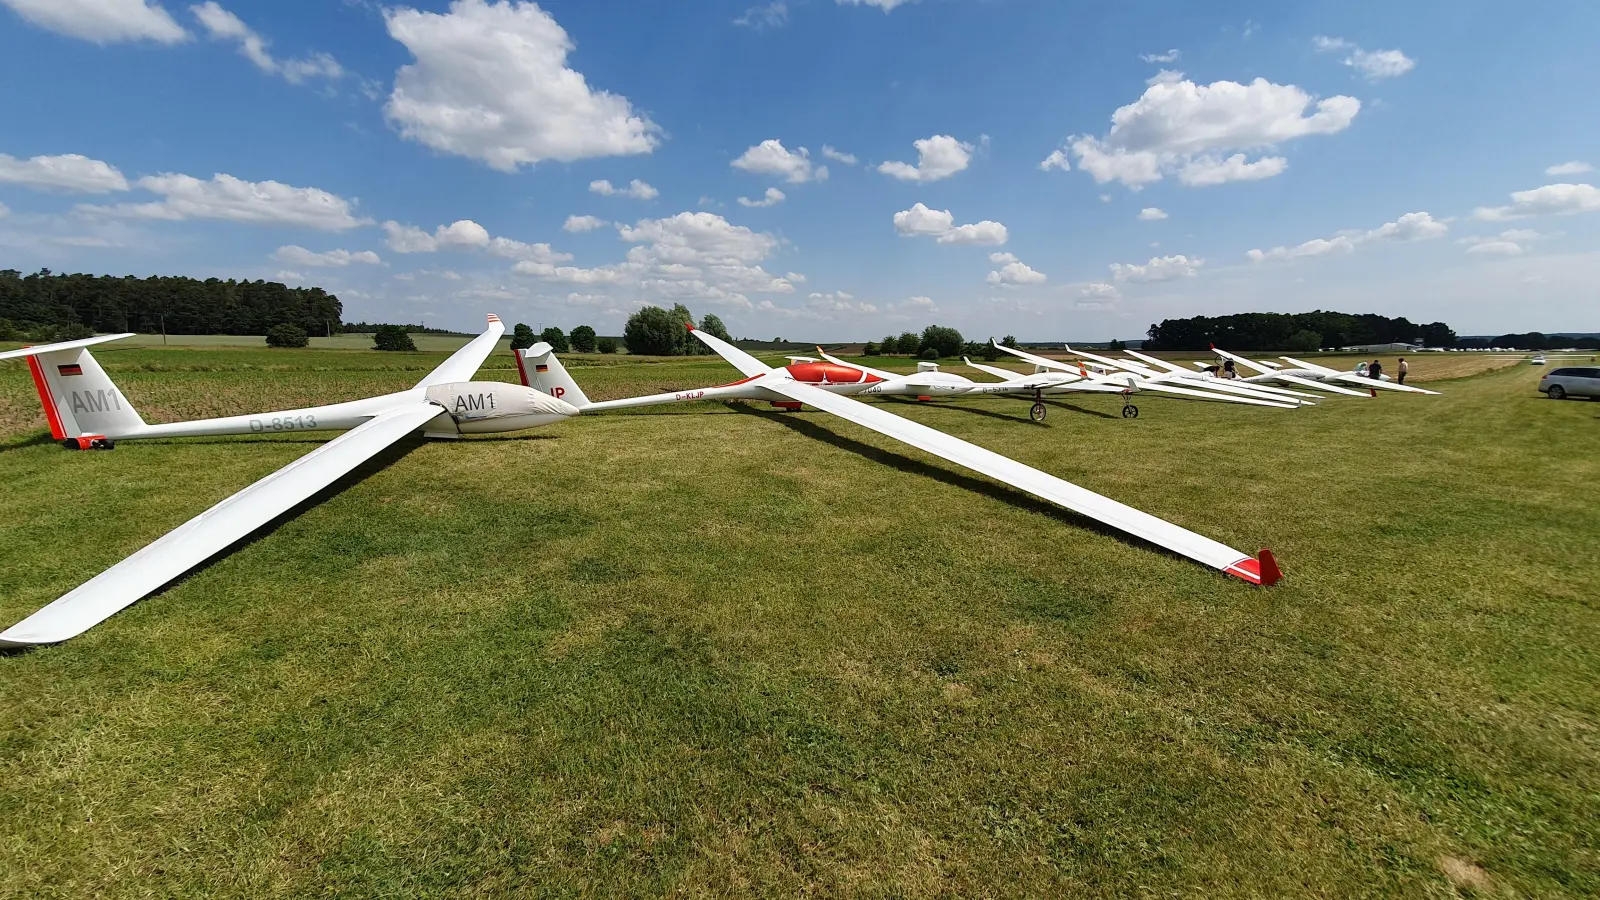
[1361,357,1409,384]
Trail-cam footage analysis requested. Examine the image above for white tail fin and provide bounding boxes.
[515,342,591,408]
[31,346,147,438]
[1,335,144,439]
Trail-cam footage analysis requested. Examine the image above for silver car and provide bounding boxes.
[1538,366,1600,399]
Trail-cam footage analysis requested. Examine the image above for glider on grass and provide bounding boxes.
[1206,346,1441,396]
[989,342,1305,418]
[0,315,578,648]
[516,327,1283,588]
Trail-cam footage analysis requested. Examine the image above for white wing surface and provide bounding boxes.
[690,328,1278,584]
[687,325,773,376]
[0,333,135,361]
[0,401,443,647]
[1278,357,1441,394]
[414,315,506,388]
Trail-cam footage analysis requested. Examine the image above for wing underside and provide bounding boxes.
[0,402,443,647]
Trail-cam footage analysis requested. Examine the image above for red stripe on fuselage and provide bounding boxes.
[24,353,67,440]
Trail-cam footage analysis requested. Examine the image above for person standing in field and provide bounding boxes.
[1369,359,1384,380]
[1397,357,1408,385]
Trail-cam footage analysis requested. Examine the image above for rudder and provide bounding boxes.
[33,347,146,439]
[515,342,591,408]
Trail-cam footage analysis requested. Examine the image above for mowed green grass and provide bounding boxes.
[0,347,1594,898]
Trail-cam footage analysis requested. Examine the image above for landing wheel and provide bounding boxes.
[1122,403,1139,419]
[1029,402,1047,422]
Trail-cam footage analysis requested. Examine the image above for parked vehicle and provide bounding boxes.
[1538,367,1600,399]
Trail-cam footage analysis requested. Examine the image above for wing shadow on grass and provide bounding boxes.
[1043,399,1120,420]
[728,404,1153,552]
[880,397,1046,426]
[1,435,426,655]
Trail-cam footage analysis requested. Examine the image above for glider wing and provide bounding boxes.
[414,314,506,388]
[0,401,443,648]
[689,328,1278,584]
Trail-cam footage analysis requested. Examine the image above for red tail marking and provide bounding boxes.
[1257,549,1283,586]
[24,353,67,440]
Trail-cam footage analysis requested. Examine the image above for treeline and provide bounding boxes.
[1458,332,1600,350]
[622,304,732,355]
[1143,311,1457,351]
[0,268,342,339]
[865,328,1016,361]
[340,321,461,335]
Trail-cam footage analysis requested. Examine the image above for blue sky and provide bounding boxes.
[1,0,1596,340]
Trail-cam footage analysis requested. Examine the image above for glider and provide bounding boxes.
[1207,346,1439,396]
[990,342,1304,413]
[0,315,578,648]
[1056,344,1322,407]
[516,327,1283,587]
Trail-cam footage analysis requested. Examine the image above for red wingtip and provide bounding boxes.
[1223,549,1283,586]
[1209,342,1217,350]
[1257,549,1282,586]
[685,323,695,331]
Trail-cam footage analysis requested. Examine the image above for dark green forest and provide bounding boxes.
[0,269,342,339]
[1143,311,1457,351]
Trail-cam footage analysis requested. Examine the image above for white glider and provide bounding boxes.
[517,328,1283,586]
[1207,346,1436,396]
[991,343,1302,410]
[1,316,578,648]
[1059,344,1320,406]
[1117,348,1323,401]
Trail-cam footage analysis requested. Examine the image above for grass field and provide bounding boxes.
[0,345,1595,898]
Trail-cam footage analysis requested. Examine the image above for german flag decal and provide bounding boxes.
[535,364,549,373]
[57,363,83,376]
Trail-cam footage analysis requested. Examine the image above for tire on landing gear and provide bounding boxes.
[1030,402,1047,422]
[1122,404,1139,419]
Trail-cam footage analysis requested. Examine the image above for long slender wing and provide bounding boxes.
[1277,355,1338,375]
[0,333,135,361]
[772,377,1277,583]
[1092,373,1300,408]
[688,328,1277,584]
[991,342,1076,372]
[414,314,506,388]
[1208,346,1275,375]
[962,358,1041,382]
[1264,372,1373,397]
[1122,349,1191,374]
[818,347,898,380]
[1328,373,1441,395]
[0,401,442,648]
[1064,344,1152,373]
[686,325,772,377]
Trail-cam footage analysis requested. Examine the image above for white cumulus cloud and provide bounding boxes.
[731,139,827,183]
[82,172,370,230]
[1459,229,1545,256]
[1474,183,1600,220]
[1044,76,1358,189]
[1137,207,1168,221]
[589,178,658,200]
[383,0,660,171]
[877,134,974,182]
[381,218,570,263]
[273,245,382,267]
[1038,149,1070,172]
[732,1,787,29]
[738,187,786,208]
[1110,254,1203,282]
[1247,211,1447,262]
[892,202,1007,245]
[986,252,1046,286]
[1545,161,1593,176]
[563,214,607,232]
[1140,49,1180,63]
[836,0,918,10]
[0,0,189,44]
[190,2,342,83]
[821,145,857,165]
[0,153,129,193]
[1315,37,1415,81]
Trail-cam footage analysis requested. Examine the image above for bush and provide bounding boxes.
[863,342,879,356]
[0,318,20,341]
[920,347,940,360]
[1285,329,1323,352]
[265,323,309,348]
[624,306,681,355]
[570,325,597,353]
[509,323,536,350]
[920,325,964,358]
[373,325,416,351]
[540,326,570,353]
[597,337,618,354]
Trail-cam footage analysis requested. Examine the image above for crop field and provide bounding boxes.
[0,344,1594,898]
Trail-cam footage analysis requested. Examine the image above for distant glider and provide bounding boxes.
[516,327,1283,587]
[1207,346,1441,396]
[0,316,577,648]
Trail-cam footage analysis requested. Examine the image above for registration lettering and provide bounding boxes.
[249,414,319,433]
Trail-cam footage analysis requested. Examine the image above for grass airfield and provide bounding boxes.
[0,345,1595,898]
